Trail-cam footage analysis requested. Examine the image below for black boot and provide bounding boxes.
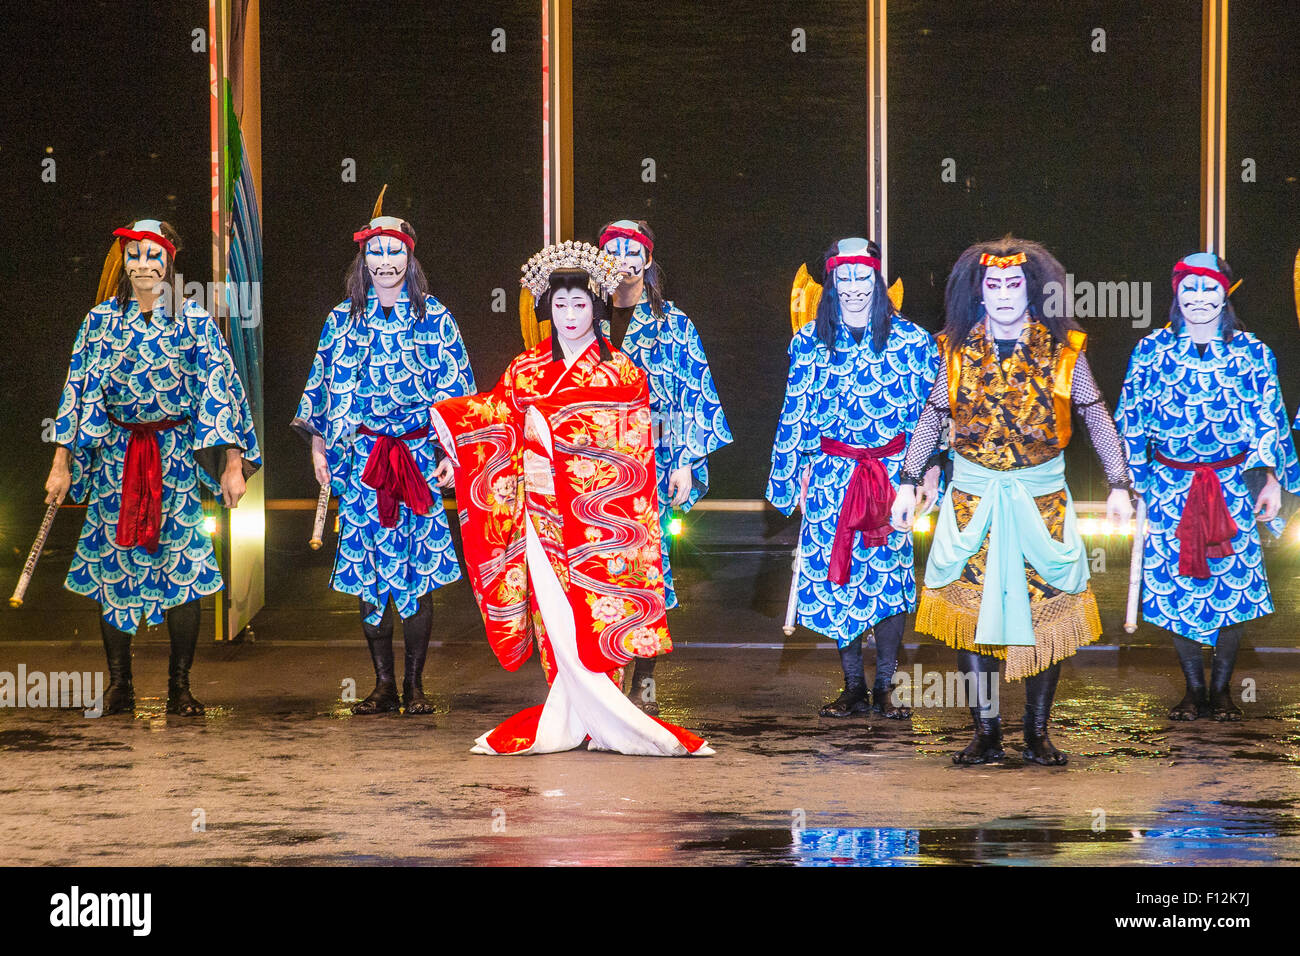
[1022,662,1067,765]
[1169,634,1209,720]
[165,600,205,717]
[99,619,135,716]
[820,636,870,717]
[870,613,911,718]
[353,600,400,715]
[1208,624,1244,721]
[401,594,435,715]
[953,650,1004,764]
[954,711,1005,765]
[629,655,659,716]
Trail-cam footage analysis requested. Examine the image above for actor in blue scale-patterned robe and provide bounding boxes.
[766,238,940,719]
[294,209,474,717]
[55,296,262,634]
[46,219,261,718]
[292,289,474,620]
[767,320,939,641]
[1116,252,1300,722]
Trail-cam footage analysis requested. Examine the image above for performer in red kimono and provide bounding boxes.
[430,242,713,756]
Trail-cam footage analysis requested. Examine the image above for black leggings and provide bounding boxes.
[1173,624,1243,694]
[99,599,201,650]
[870,613,906,694]
[956,649,1001,718]
[359,594,434,684]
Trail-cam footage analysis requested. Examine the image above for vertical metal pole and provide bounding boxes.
[209,0,229,642]
[543,0,574,245]
[1200,0,1228,257]
[867,0,888,277]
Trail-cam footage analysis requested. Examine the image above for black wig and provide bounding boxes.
[1169,254,1242,342]
[942,235,1080,346]
[811,238,894,355]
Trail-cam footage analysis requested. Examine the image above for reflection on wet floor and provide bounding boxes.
[678,802,1300,866]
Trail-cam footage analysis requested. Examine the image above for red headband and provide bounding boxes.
[353,226,415,251]
[979,252,1027,269]
[599,225,654,254]
[825,254,881,273]
[1171,263,1229,292]
[113,227,176,259]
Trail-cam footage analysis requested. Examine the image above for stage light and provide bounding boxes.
[668,517,683,536]
[202,515,217,536]
[914,514,932,534]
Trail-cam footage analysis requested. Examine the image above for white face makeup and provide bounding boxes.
[982,265,1029,328]
[1177,274,1226,327]
[365,236,409,292]
[551,285,596,345]
[123,239,168,298]
[603,235,648,288]
[834,263,875,325]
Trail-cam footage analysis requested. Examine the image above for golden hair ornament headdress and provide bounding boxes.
[520,240,622,299]
[519,241,622,347]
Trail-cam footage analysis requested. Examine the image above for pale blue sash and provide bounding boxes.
[924,453,1089,647]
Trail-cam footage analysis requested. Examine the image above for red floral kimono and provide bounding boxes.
[430,340,711,756]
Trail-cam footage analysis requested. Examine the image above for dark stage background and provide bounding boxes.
[2,0,1299,558]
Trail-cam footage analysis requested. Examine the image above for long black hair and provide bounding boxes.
[812,238,894,354]
[345,220,429,322]
[1169,254,1242,342]
[535,270,613,362]
[600,219,666,318]
[942,235,1080,346]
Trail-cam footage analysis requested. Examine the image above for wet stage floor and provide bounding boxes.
[1,638,1299,866]
[2,511,1299,865]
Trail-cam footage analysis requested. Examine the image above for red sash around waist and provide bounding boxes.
[1154,449,1246,579]
[821,433,906,585]
[358,425,434,528]
[110,413,186,554]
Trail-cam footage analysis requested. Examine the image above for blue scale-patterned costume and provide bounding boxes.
[293,289,475,625]
[766,319,939,646]
[607,298,732,609]
[53,297,262,634]
[1116,325,1300,645]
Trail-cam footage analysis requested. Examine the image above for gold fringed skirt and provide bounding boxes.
[916,486,1102,681]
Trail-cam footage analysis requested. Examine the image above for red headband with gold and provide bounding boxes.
[979,252,1027,269]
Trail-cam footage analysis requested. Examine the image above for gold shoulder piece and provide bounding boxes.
[1053,330,1087,447]
[887,277,903,312]
[1293,250,1300,325]
[520,287,549,348]
[790,264,823,333]
[95,240,123,306]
